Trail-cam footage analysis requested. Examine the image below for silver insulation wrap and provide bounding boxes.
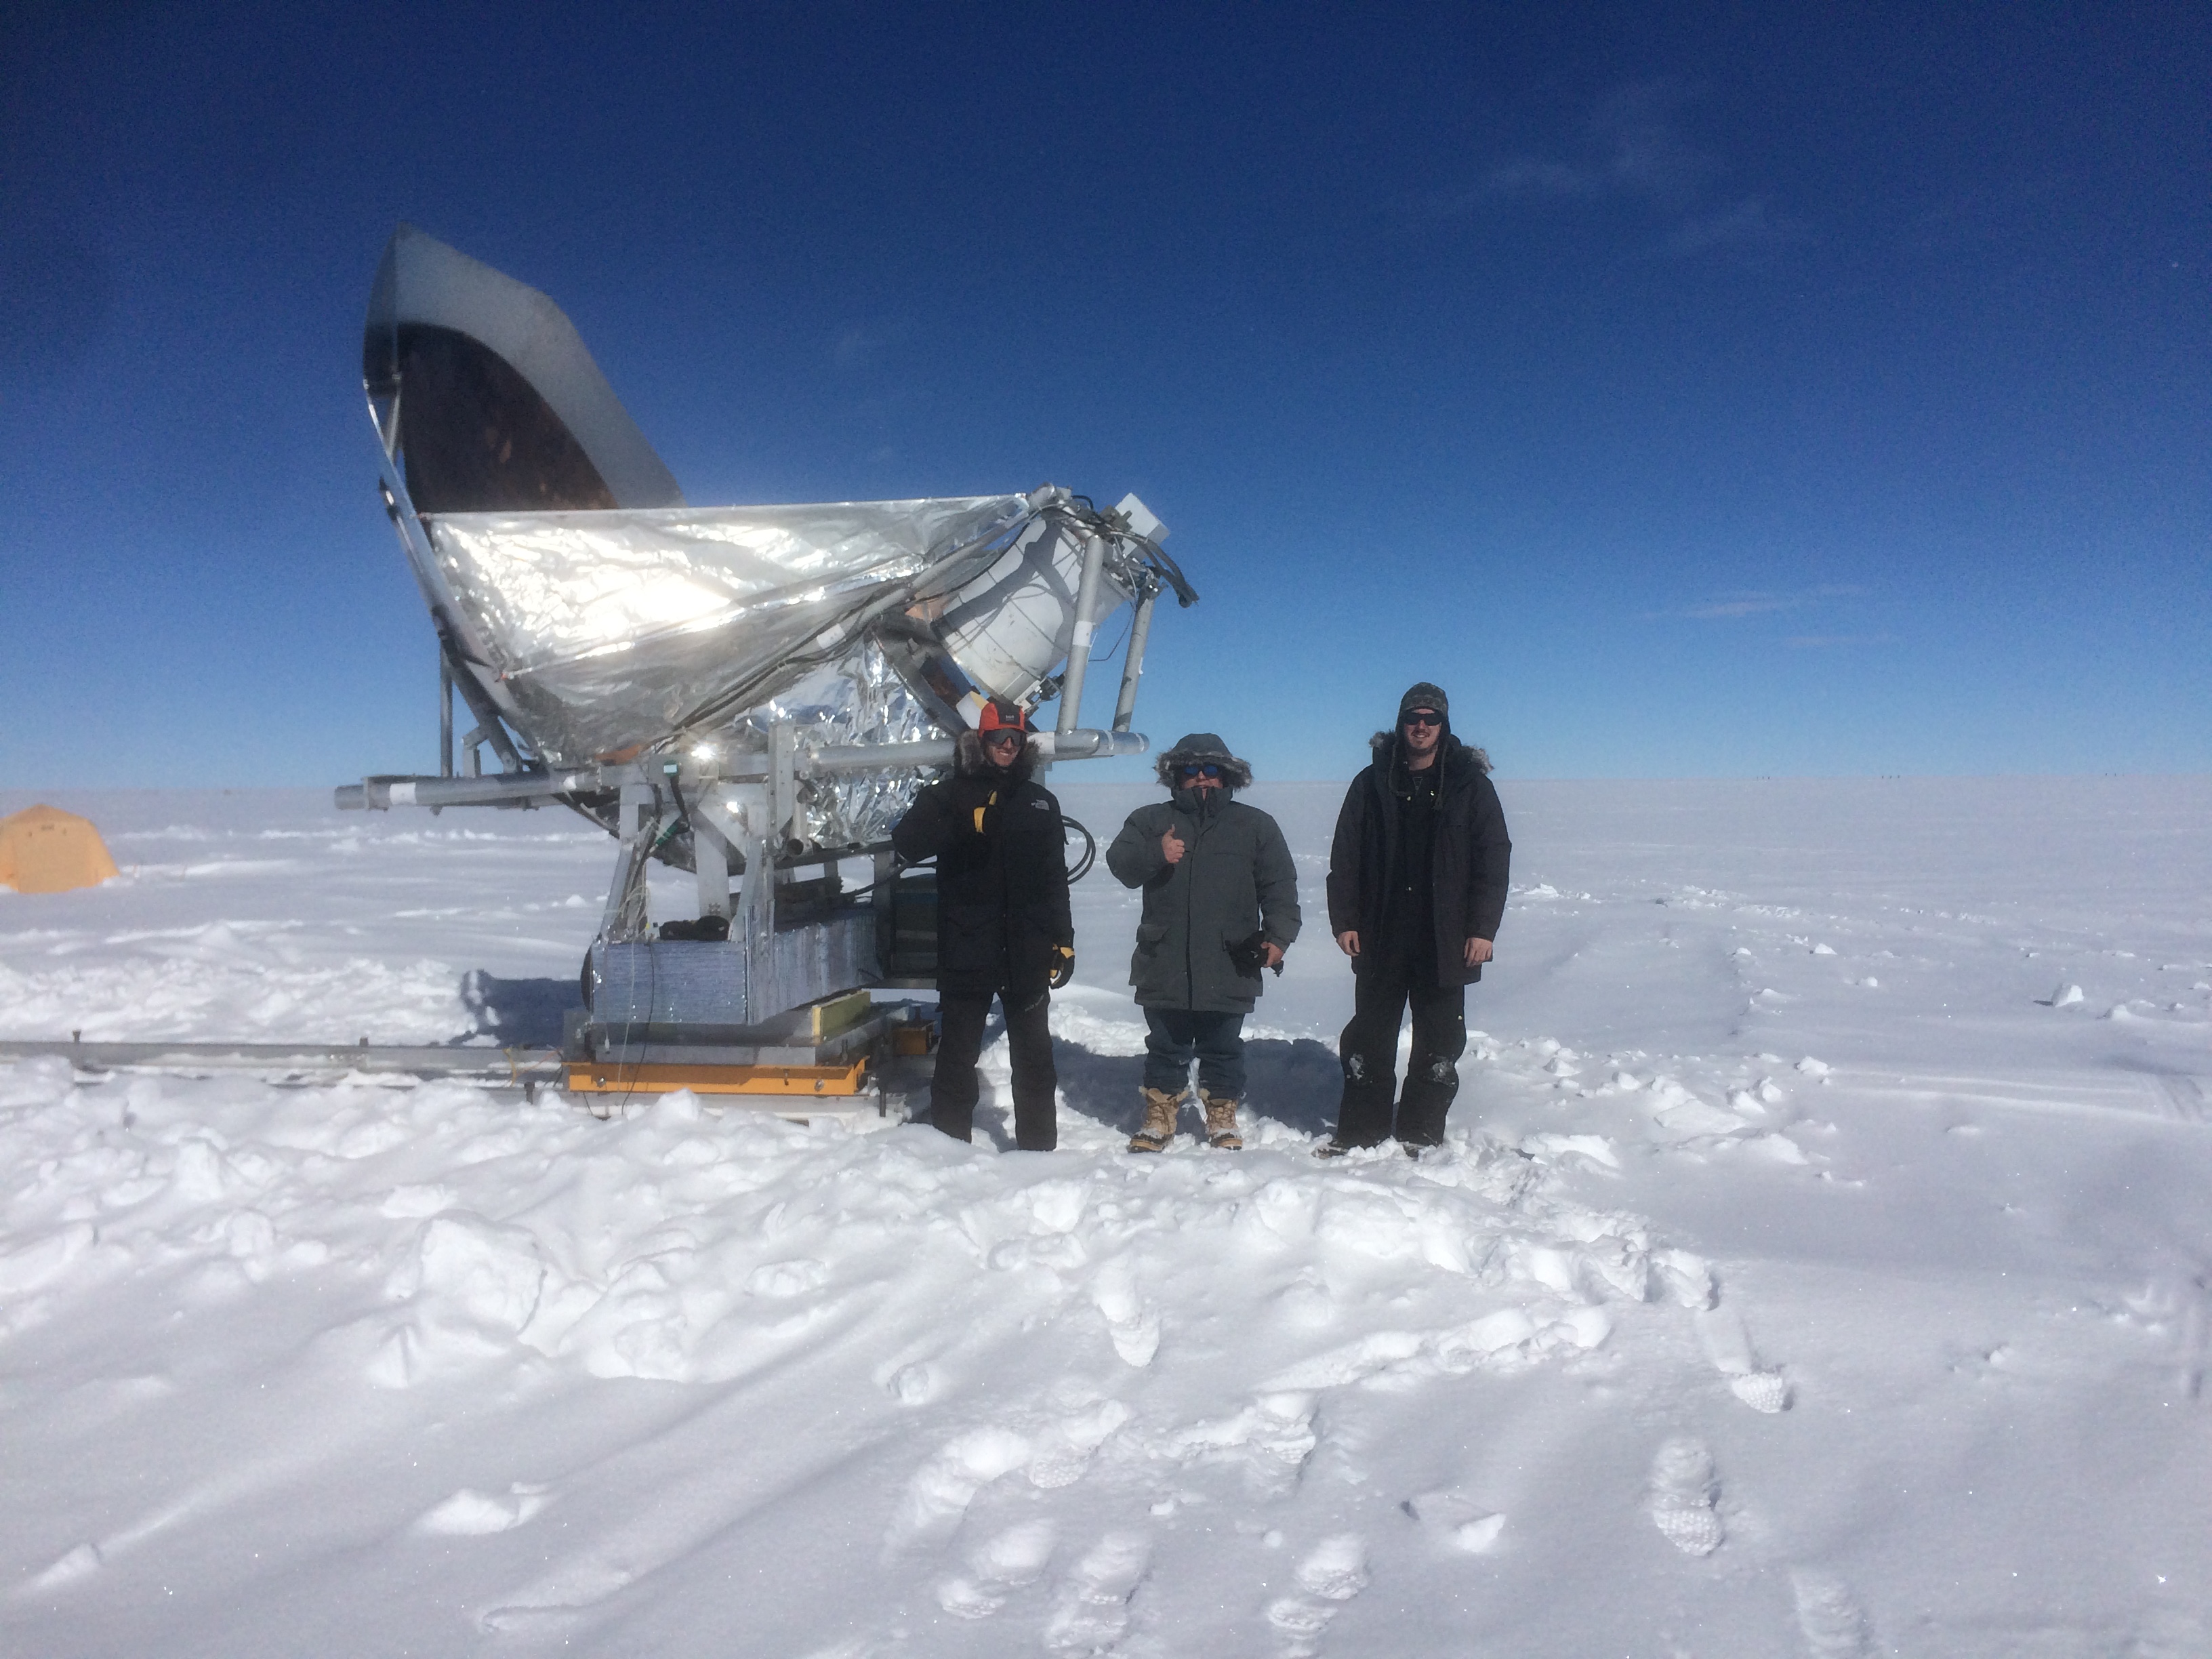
[727,638,938,848]
[422,495,1033,764]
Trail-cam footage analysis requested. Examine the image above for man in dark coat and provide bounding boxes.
[890,699,1074,1150]
[1323,682,1511,1154]
[1105,733,1300,1152]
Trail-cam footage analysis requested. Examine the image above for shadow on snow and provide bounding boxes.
[460,971,580,1048]
[455,972,1346,1143]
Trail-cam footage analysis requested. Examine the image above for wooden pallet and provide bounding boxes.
[564,1056,871,1097]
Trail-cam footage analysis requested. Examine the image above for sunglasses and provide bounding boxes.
[1178,763,1223,780]
[983,729,1025,747]
[1402,710,1443,729]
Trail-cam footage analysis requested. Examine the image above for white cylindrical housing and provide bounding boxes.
[934,516,1134,710]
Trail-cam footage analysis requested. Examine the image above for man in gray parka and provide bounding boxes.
[1105,733,1301,1151]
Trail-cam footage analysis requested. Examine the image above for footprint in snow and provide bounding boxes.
[1090,1261,1160,1368]
[1043,1531,1150,1654]
[1647,1438,1723,1556]
[935,1518,1061,1620]
[1695,1303,1792,1412]
[973,1517,1059,1584]
[1729,1370,1791,1412]
[1265,1595,1334,1656]
[1265,1534,1369,1656]
[1153,1391,1317,1496]
[884,1361,938,1406]
[1296,1533,1370,1599]
[934,1576,1005,1620]
[1790,1568,1872,1656]
[1654,1248,1716,1311]
[887,1427,1031,1551]
[1027,1399,1132,1488]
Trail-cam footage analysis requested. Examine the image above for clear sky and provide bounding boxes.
[3,2,2205,788]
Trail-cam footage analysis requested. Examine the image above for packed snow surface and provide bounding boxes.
[3,777,2210,1657]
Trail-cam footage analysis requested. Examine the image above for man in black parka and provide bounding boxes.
[1323,682,1511,1154]
[891,699,1074,1150]
[1106,733,1300,1152]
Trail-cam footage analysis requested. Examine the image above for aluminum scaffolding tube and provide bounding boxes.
[333,729,1150,813]
[1054,523,1113,739]
[1111,583,1159,734]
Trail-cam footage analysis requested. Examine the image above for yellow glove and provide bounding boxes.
[1048,945,1075,989]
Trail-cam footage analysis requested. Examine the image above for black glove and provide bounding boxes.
[1229,933,1284,977]
[1048,945,1075,989]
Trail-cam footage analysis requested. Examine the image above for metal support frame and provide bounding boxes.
[871,848,899,971]
[362,395,1174,1035]
[352,277,1207,1073]
[769,720,799,851]
[599,783,659,943]
[375,407,527,775]
[1113,581,1159,733]
[725,783,775,1010]
[1053,526,1113,739]
[438,651,454,778]
[689,782,736,920]
[338,726,1148,813]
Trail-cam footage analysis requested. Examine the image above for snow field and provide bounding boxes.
[0,1048,1761,1656]
[3,776,2211,1654]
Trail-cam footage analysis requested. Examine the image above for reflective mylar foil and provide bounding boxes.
[725,638,939,848]
[422,494,1032,764]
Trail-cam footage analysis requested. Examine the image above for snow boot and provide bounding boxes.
[1200,1090,1243,1151]
[1128,1087,1185,1153]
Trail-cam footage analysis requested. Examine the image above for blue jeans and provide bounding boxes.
[1143,1008,1248,1099]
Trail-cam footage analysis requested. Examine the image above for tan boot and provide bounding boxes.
[1200,1090,1243,1151]
[1128,1087,1185,1153]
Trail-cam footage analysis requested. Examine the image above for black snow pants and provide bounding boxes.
[1333,973,1467,1149]
[930,989,1059,1151]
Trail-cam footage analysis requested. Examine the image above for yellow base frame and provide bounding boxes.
[566,1057,869,1097]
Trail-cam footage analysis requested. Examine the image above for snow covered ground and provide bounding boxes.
[3,775,2209,1657]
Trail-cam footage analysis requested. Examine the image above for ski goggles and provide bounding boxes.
[1401,710,1443,728]
[1178,762,1223,780]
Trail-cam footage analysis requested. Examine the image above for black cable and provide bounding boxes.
[1063,817,1097,884]
[1088,609,1132,663]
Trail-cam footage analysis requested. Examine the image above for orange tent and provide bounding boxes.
[0,805,121,894]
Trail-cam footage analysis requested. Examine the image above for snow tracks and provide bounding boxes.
[0,1051,1763,1656]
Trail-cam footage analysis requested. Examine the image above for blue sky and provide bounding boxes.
[2,2,2205,787]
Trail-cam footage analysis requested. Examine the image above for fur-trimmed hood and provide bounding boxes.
[955,728,1044,782]
[1154,732,1254,792]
